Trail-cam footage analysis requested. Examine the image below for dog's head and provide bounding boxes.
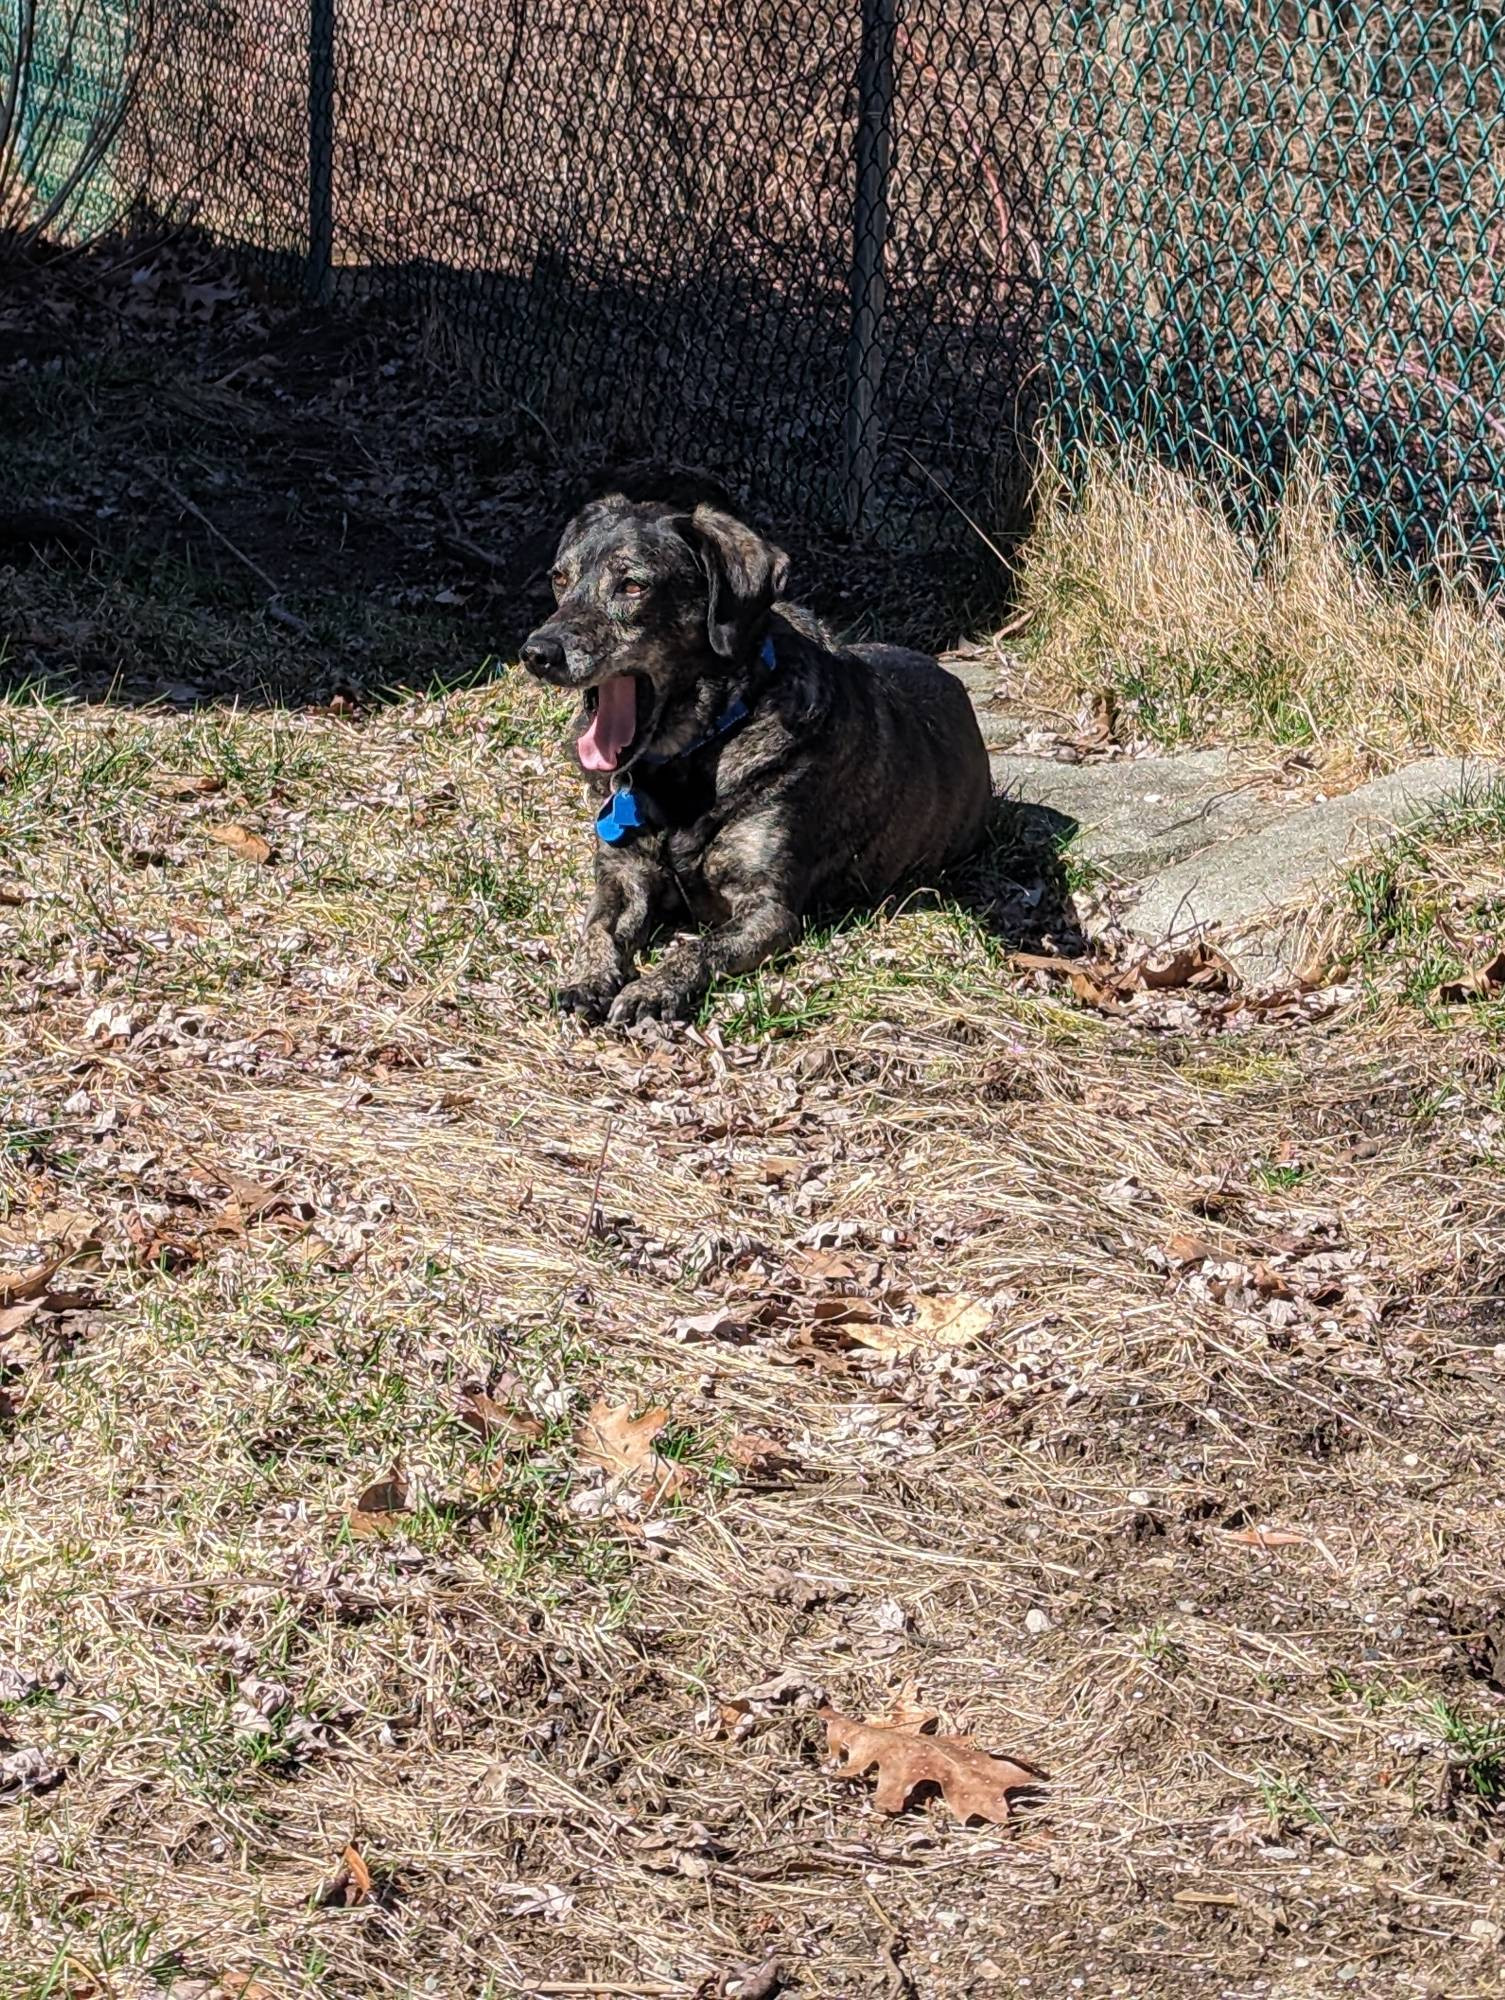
[520,495,789,776]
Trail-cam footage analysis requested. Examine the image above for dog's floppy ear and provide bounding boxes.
[686,505,790,659]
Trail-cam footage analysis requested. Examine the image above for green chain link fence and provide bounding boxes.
[1045,2,1505,579]
[2,1,136,238]
[8,2,1505,587]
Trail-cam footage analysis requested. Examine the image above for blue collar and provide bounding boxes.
[596,636,777,846]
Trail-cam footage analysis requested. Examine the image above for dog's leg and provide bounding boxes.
[559,856,662,1022]
[607,890,799,1028]
[606,817,804,1028]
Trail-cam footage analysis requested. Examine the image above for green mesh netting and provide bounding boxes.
[5,1,133,237]
[1044,1,1505,577]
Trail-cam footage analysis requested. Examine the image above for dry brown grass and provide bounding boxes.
[3,660,1505,1999]
[1014,445,1505,757]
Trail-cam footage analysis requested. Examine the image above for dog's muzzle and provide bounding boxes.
[516,632,588,688]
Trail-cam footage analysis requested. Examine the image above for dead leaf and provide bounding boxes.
[0,1741,66,1802]
[458,1390,542,1447]
[575,1399,690,1505]
[80,1003,134,1046]
[1220,1525,1306,1549]
[905,1294,994,1347]
[1163,1233,1215,1270]
[1012,950,1128,1009]
[346,1471,409,1538]
[1067,964,1126,1011]
[724,1432,799,1478]
[788,1245,880,1285]
[713,1667,824,1738]
[317,1842,374,1907]
[0,881,33,906]
[207,823,272,865]
[810,1295,879,1328]
[673,1305,755,1342]
[216,1975,275,2000]
[152,772,224,798]
[0,1250,77,1308]
[881,1680,943,1732]
[1437,949,1505,1006]
[819,1707,1042,1823]
[1136,941,1231,991]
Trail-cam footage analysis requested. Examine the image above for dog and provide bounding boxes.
[520,494,992,1027]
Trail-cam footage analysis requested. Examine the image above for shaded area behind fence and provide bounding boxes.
[7,1,1505,604]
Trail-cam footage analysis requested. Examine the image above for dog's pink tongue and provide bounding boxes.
[578,677,636,772]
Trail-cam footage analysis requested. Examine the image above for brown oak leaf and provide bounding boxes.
[819,1706,1043,1823]
[575,1399,690,1504]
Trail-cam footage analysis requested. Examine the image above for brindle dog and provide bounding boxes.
[520,494,992,1027]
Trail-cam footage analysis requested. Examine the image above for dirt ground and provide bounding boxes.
[3,245,1505,2000]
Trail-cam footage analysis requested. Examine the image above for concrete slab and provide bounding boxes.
[1125,757,1497,979]
[990,747,1302,874]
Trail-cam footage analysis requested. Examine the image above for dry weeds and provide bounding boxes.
[2,666,1505,1999]
[1016,446,1505,756]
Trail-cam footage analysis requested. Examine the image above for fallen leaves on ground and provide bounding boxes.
[899,1293,995,1349]
[1436,948,1505,1006]
[346,1471,410,1538]
[819,1706,1043,1824]
[0,1740,67,1803]
[458,1387,543,1447]
[206,823,273,865]
[709,1668,824,1741]
[574,1399,691,1509]
[0,1248,82,1309]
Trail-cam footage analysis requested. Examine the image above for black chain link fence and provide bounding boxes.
[115,0,1045,591]
[14,3,1505,596]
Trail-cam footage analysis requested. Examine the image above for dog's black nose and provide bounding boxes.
[520,631,567,680]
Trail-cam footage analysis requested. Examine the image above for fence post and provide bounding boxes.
[845,0,896,539]
[306,0,334,302]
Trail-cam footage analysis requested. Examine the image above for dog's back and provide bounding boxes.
[767,624,992,908]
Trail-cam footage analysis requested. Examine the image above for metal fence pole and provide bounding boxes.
[306,0,334,302]
[845,0,896,539]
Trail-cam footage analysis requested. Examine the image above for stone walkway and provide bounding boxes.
[945,655,1496,982]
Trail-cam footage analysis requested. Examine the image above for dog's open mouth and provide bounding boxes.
[577,672,653,773]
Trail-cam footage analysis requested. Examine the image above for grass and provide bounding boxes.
[1313,777,1505,1013]
[5,257,1505,1994]
[3,628,1505,1994]
[1016,444,1505,755]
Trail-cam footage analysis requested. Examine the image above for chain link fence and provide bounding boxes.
[9,2,1505,588]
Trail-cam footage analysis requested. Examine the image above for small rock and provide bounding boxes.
[1024,1608,1051,1637]
[1128,1488,1151,1507]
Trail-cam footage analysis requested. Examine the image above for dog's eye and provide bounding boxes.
[618,578,648,599]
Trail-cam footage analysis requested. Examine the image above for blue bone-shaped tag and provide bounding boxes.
[595,787,646,845]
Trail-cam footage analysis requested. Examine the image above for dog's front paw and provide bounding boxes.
[605,976,695,1030]
[557,976,622,1024]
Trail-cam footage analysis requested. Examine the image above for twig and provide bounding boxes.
[144,470,312,637]
[583,1117,615,1243]
[898,446,1013,570]
[440,496,509,574]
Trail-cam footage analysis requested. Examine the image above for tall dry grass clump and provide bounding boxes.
[1015,445,1505,755]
